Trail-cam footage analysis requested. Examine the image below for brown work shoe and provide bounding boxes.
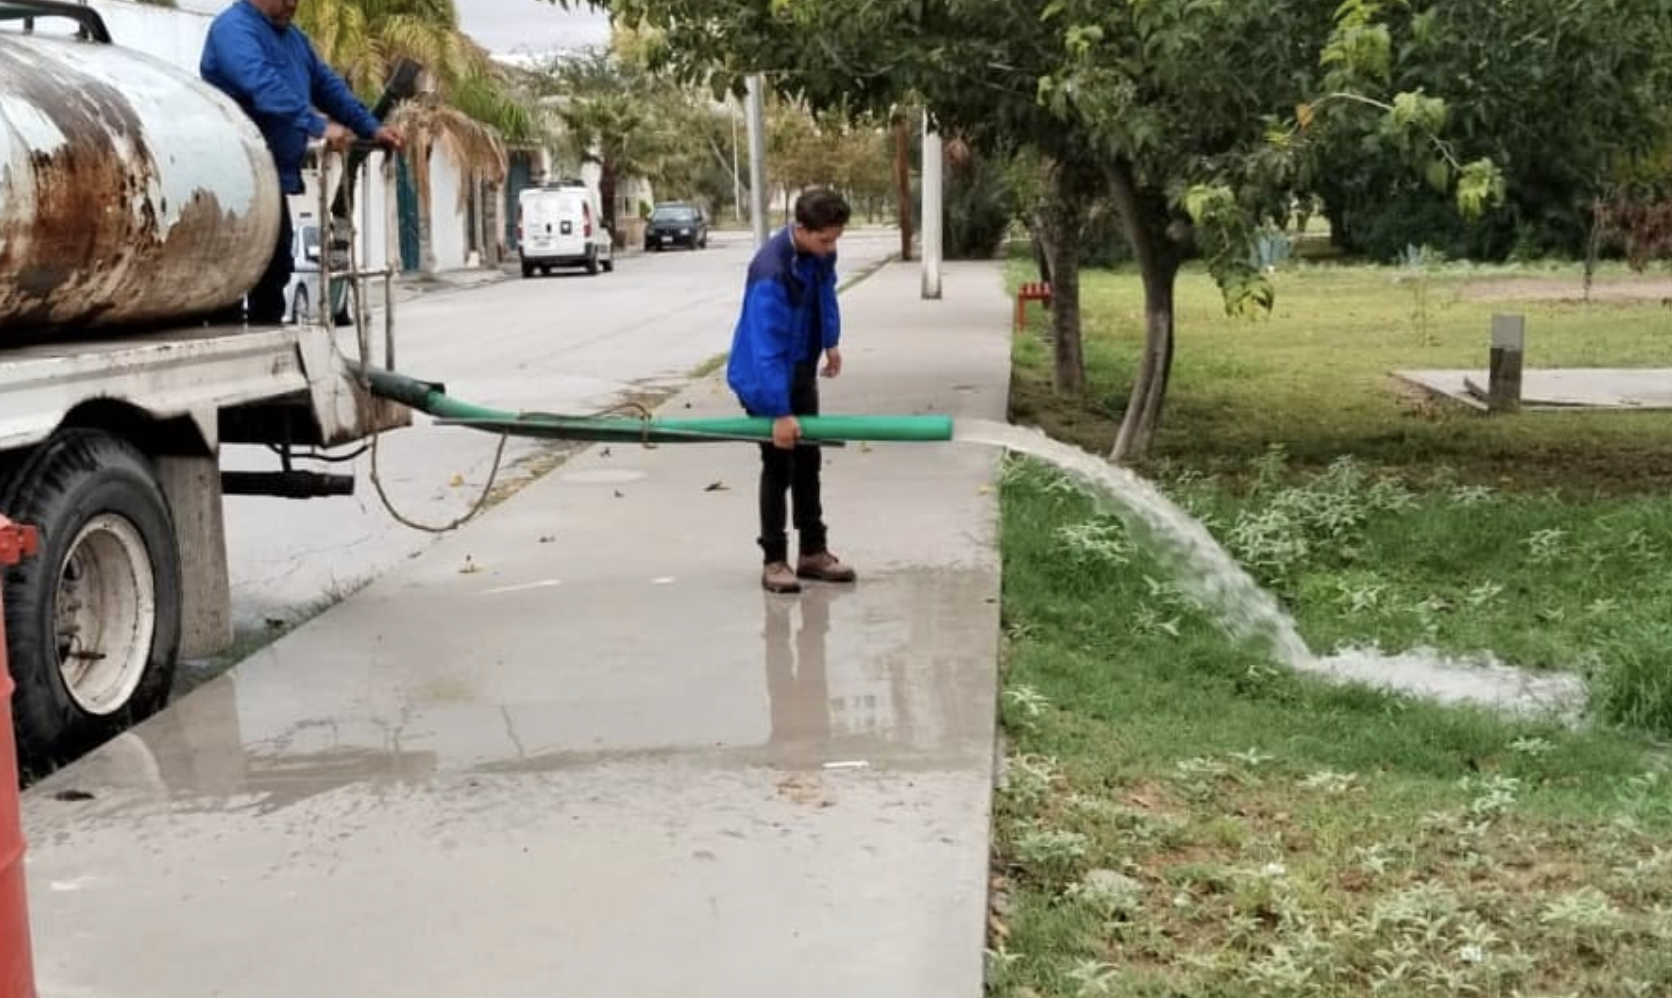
[797,550,857,583]
[761,561,801,593]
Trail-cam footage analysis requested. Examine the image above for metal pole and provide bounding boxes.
[745,74,770,248]
[920,110,943,300]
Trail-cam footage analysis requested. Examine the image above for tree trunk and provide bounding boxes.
[893,110,913,261]
[1031,168,1091,395]
[1046,234,1084,395]
[472,175,486,262]
[599,161,619,234]
[1108,159,1182,463]
[1111,264,1177,461]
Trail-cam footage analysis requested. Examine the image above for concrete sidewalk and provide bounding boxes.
[21,261,1012,997]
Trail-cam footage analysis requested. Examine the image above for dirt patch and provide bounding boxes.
[1459,274,1672,303]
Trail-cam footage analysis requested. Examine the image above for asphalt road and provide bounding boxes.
[213,227,901,651]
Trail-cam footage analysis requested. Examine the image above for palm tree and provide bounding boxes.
[386,98,509,272]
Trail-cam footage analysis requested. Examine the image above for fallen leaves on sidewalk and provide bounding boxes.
[776,773,834,808]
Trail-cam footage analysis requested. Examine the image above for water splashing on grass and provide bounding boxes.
[957,420,1311,665]
[956,419,1584,718]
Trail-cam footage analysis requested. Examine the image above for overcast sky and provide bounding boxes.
[173,1,613,57]
[455,0,611,57]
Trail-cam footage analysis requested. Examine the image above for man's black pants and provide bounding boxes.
[247,205,294,325]
[756,362,827,564]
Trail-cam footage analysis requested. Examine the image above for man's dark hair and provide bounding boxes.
[794,188,851,231]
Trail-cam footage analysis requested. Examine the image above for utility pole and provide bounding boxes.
[920,111,943,300]
[745,74,770,248]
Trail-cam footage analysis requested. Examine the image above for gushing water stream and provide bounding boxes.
[954,419,1585,719]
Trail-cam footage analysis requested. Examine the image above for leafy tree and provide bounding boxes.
[533,48,712,237]
[298,0,532,138]
[388,98,509,272]
[1023,0,1510,458]
[832,118,896,223]
[580,0,1502,461]
[595,0,1116,403]
[764,101,892,223]
[943,138,1014,260]
[1314,0,1672,261]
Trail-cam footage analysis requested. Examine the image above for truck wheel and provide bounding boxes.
[521,259,534,278]
[0,429,182,775]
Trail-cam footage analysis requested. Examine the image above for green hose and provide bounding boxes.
[363,369,954,444]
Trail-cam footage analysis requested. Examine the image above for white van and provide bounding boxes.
[517,182,613,278]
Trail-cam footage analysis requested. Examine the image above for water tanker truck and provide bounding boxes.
[0,2,409,774]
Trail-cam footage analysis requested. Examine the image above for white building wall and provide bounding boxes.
[427,149,468,271]
[76,0,210,65]
[287,150,397,276]
[362,153,396,274]
[3,4,211,75]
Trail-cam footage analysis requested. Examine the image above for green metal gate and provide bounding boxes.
[396,155,421,272]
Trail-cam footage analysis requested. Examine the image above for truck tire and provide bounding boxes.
[0,429,182,775]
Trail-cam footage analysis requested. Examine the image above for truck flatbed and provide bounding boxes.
[0,323,408,451]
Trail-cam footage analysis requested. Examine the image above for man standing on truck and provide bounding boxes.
[200,0,403,325]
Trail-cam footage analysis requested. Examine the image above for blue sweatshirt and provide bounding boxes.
[200,1,382,194]
[727,227,842,417]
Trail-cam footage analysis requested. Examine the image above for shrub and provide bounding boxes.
[944,151,1015,259]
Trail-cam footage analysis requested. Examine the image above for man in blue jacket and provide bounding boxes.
[201,0,403,324]
[728,189,856,594]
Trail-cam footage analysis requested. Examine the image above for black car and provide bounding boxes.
[644,202,708,251]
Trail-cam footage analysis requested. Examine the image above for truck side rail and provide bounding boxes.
[0,0,110,41]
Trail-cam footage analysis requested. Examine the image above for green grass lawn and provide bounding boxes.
[1009,256,1672,491]
[991,253,1672,997]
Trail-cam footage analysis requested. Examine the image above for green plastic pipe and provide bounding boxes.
[363,369,954,444]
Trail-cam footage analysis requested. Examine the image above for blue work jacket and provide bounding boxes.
[201,1,381,194]
[727,227,842,417]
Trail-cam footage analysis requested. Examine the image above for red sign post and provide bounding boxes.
[0,515,39,998]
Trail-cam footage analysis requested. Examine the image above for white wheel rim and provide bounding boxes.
[56,514,156,715]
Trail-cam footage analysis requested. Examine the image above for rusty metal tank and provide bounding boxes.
[0,30,282,332]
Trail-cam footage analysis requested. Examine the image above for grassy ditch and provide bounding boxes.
[991,255,1672,997]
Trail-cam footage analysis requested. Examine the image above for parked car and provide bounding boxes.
[643,202,708,251]
[517,181,613,277]
[282,214,352,325]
